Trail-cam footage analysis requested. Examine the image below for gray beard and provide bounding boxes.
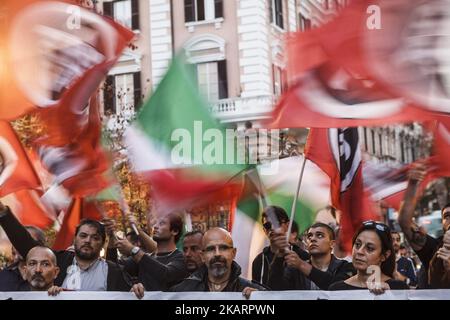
[209,264,227,278]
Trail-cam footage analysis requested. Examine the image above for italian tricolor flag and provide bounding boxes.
[124,57,246,213]
[232,155,331,278]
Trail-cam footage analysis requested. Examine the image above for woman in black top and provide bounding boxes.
[329,221,409,294]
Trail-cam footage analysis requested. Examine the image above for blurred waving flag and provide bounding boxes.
[0,0,133,139]
[124,56,246,213]
[271,0,450,129]
[0,121,41,197]
[1,189,55,229]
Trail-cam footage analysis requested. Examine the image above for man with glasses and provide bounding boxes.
[252,206,309,286]
[267,222,354,290]
[170,228,265,298]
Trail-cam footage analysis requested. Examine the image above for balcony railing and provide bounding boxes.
[209,95,277,122]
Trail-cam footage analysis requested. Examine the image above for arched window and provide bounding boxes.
[184,35,228,101]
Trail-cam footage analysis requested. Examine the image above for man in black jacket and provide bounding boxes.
[170,227,265,298]
[0,202,131,291]
[268,222,355,290]
[252,206,309,286]
[0,226,46,291]
[116,213,188,296]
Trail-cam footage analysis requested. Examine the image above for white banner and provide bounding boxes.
[1,290,450,300]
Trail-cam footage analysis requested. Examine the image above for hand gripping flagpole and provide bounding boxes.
[117,193,140,236]
[286,155,307,242]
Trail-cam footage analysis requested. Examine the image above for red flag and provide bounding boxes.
[284,0,450,125]
[53,197,103,251]
[0,121,41,197]
[363,159,437,210]
[432,119,450,176]
[1,189,54,229]
[305,128,378,253]
[1,0,133,126]
[269,65,430,129]
[37,95,112,197]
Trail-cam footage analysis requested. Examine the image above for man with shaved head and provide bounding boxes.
[170,228,265,298]
[24,246,60,292]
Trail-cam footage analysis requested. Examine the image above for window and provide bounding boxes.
[103,72,141,114]
[185,0,223,23]
[103,0,139,30]
[299,13,311,31]
[272,65,287,96]
[195,60,228,101]
[270,0,284,29]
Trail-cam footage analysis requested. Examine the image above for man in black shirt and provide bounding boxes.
[0,226,46,291]
[398,165,450,288]
[251,206,309,286]
[268,222,354,290]
[116,213,188,298]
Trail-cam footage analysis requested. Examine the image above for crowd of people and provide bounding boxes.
[0,166,449,299]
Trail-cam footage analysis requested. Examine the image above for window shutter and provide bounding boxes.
[275,0,283,29]
[133,72,142,111]
[184,0,195,22]
[269,0,274,23]
[131,0,140,30]
[282,69,288,92]
[104,75,116,114]
[214,0,223,19]
[103,1,114,18]
[189,64,198,88]
[218,60,228,99]
[197,0,205,21]
[272,64,276,94]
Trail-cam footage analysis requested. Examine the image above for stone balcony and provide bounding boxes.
[209,95,277,123]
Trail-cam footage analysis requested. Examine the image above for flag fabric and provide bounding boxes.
[53,197,103,251]
[1,189,55,229]
[1,0,133,131]
[269,68,430,129]
[432,120,450,176]
[363,159,436,210]
[124,56,246,213]
[305,128,379,253]
[232,156,330,278]
[37,95,112,197]
[271,0,450,130]
[0,121,41,197]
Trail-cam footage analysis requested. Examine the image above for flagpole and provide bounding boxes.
[286,155,307,242]
[117,192,140,235]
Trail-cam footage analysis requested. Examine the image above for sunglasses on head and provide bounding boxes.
[363,220,388,232]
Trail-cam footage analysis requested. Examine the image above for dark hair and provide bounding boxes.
[262,206,289,224]
[75,219,106,244]
[352,221,395,277]
[25,226,46,246]
[291,221,299,234]
[442,203,450,214]
[168,214,184,243]
[184,230,204,239]
[308,222,335,240]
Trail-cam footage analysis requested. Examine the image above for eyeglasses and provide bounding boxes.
[203,244,233,253]
[262,220,288,231]
[362,220,389,232]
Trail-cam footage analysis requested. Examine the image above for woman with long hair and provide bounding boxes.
[329,221,409,294]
